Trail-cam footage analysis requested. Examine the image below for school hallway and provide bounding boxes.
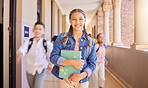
[2,0,148,88]
[42,68,126,88]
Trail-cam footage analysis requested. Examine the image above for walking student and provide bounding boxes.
[89,33,108,88]
[16,21,53,88]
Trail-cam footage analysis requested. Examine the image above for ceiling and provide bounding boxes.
[56,0,104,26]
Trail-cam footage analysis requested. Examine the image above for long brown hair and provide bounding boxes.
[61,8,91,47]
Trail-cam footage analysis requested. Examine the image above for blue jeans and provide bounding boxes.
[27,69,46,88]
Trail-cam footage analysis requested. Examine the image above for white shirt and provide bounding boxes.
[17,37,53,75]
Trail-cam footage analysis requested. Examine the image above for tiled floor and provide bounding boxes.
[43,71,58,88]
[104,69,126,88]
[43,69,126,88]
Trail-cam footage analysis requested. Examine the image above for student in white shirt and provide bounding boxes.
[16,22,53,88]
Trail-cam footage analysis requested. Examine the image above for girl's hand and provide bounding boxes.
[68,71,88,82]
[105,59,108,65]
[68,73,82,82]
[72,59,84,70]
[63,59,84,70]
[47,64,53,71]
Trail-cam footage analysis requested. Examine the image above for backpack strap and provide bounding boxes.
[43,39,47,53]
[27,37,47,53]
[86,36,92,59]
[27,37,34,53]
[63,32,68,48]
[96,43,106,52]
[104,43,107,49]
[96,44,100,52]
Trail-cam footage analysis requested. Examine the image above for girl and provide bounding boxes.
[16,22,53,88]
[89,33,108,88]
[50,8,97,88]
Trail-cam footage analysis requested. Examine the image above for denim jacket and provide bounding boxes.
[50,32,97,83]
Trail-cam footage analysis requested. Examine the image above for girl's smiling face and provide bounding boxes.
[69,12,86,31]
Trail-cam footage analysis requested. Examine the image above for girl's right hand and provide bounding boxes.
[72,59,84,70]
[105,59,108,65]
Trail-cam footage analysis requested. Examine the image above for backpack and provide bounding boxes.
[96,43,106,52]
[27,37,47,53]
[63,32,92,59]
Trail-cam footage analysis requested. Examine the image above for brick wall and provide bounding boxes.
[97,0,134,46]
[109,5,113,44]
[121,0,134,46]
[97,14,104,35]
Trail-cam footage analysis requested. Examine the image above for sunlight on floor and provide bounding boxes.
[43,68,126,88]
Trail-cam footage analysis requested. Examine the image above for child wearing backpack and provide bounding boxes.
[89,33,108,88]
[50,8,97,88]
[16,22,53,88]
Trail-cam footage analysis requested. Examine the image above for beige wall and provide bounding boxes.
[106,46,148,88]
[3,0,10,87]
[52,0,64,36]
[86,13,98,38]
[42,0,52,41]
[62,15,69,32]
[66,22,69,32]
[22,0,37,26]
[62,15,66,32]
[58,10,63,34]
[86,22,92,34]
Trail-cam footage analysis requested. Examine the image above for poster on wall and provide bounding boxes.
[22,25,30,44]
[24,26,29,37]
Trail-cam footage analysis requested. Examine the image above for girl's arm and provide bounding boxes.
[83,40,97,77]
[63,59,84,70]
[50,33,67,66]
